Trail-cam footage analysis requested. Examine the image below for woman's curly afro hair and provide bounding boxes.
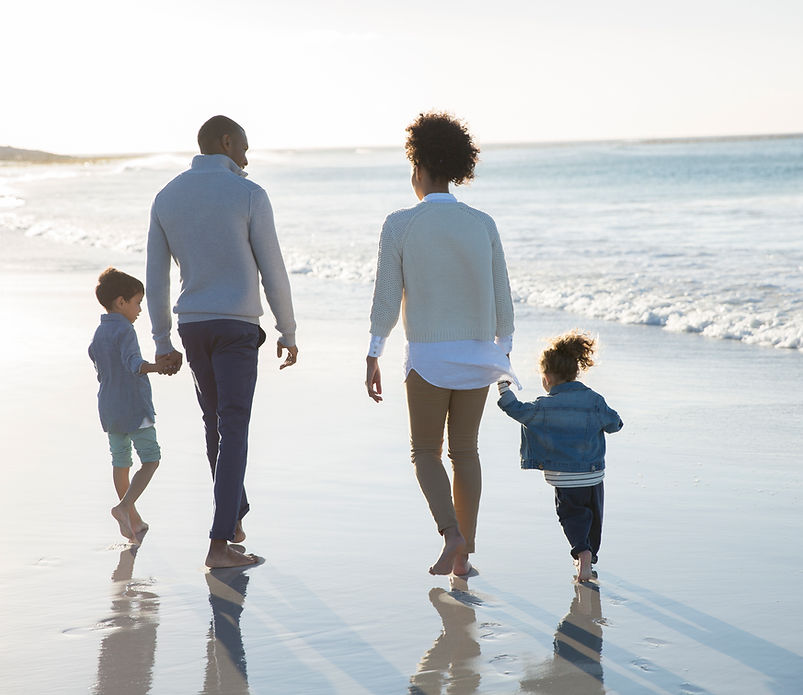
[404,111,479,185]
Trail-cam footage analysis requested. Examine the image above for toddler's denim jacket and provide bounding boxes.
[498,381,622,472]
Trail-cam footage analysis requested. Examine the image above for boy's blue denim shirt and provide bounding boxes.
[497,381,622,472]
[88,313,155,434]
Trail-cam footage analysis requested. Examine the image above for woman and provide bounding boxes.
[366,112,517,575]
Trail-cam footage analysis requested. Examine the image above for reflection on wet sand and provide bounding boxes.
[520,582,605,694]
[202,567,251,695]
[92,546,159,695]
[409,577,482,695]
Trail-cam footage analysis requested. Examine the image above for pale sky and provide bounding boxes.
[3,0,802,155]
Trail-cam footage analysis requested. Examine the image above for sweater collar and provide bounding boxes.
[422,192,457,203]
[191,153,248,178]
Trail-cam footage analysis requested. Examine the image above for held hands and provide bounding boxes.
[366,356,382,402]
[155,350,183,376]
[277,341,298,369]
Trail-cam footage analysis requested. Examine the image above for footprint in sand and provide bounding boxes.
[631,657,658,672]
[33,557,61,567]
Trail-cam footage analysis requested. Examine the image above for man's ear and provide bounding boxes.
[220,133,232,153]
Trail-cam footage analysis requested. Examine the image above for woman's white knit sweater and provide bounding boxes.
[369,200,514,342]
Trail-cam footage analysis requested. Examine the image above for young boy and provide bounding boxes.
[497,331,623,581]
[89,267,167,543]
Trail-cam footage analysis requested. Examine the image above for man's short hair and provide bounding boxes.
[197,115,244,153]
[95,267,144,310]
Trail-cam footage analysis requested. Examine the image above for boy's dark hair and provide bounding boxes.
[95,267,144,310]
[405,111,479,185]
[197,115,244,153]
[540,330,597,382]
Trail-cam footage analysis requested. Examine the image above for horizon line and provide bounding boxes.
[3,130,802,161]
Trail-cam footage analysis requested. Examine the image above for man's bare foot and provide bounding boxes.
[575,550,593,582]
[452,553,472,576]
[206,541,259,569]
[429,527,465,575]
[233,520,246,544]
[111,505,136,543]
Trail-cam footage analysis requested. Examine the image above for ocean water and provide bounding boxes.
[2,136,802,350]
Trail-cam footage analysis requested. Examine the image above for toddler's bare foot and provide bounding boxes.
[575,550,593,582]
[452,553,472,576]
[233,520,246,544]
[429,527,465,575]
[206,541,259,569]
[111,505,136,543]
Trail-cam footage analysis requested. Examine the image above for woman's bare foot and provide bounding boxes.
[452,553,472,576]
[111,504,136,542]
[429,527,465,575]
[233,520,246,544]
[575,550,593,582]
[206,540,259,569]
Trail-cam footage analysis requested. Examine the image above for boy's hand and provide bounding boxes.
[155,350,182,375]
[277,342,298,369]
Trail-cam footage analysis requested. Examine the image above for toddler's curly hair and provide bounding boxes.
[404,111,479,185]
[540,330,597,382]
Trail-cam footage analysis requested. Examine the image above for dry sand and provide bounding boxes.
[0,244,801,694]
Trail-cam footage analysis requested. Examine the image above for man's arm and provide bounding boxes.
[248,189,297,351]
[146,204,175,356]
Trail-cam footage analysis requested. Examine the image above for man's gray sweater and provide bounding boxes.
[147,154,296,355]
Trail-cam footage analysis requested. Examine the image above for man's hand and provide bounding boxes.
[277,342,298,369]
[366,356,382,402]
[155,350,183,375]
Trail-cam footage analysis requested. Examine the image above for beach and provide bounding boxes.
[1,225,801,693]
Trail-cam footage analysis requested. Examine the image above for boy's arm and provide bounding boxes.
[120,329,147,376]
[496,381,539,424]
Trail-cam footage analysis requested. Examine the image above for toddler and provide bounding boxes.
[497,331,622,581]
[89,267,167,543]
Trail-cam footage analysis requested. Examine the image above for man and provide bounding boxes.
[147,115,298,568]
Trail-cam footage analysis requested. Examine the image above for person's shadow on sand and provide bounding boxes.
[519,582,605,694]
[92,545,159,695]
[201,565,252,695]
[408,580,482,695]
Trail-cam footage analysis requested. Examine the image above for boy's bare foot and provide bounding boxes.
[452,553,472,576]
[233,520,246,544]
[206,540,259,569]
[575,550,593,582]
[111,505,136,543]
[129,509,149,535]
[429,527,465,575]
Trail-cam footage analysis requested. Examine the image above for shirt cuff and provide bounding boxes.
[495,334,513,355]
[368,334,386,358]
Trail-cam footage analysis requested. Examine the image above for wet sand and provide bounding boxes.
[1,251,801,694]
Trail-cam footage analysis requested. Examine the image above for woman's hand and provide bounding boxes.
[366,356,383,402]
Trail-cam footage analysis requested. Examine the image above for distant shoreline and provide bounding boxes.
[0,146,130,164]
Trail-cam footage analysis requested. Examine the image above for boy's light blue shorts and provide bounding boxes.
[108,426,161,468]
